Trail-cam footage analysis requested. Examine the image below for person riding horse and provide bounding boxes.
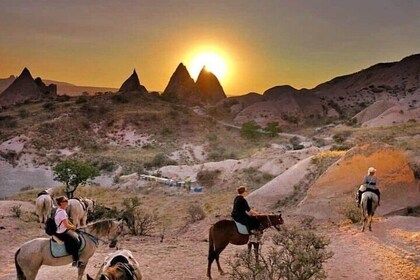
[54,196,82,267]
[231,186,263,234]
[357,167,381,207]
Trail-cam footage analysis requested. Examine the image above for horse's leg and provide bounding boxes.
[214,241,229,276]
[361,207,366,232]
[77,262,87,280]
[368,214,373,231]
[254,243,259,263]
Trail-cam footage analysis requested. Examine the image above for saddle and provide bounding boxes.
[37,190,49,197]
[50,233,86,258]
[234,221,250,235]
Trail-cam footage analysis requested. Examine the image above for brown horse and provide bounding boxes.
[207,213,284,279]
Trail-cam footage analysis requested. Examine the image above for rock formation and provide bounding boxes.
[195,66,227,104]
[162,63,200,103]
[0,68,57,108]
[119,69,148,94]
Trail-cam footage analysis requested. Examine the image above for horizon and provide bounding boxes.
[0,0,419,96]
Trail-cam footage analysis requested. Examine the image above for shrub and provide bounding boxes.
[87,204,120,222]
[332,131,352,143]
[42,101,55,111]
[263,122,280,137]
[187,204,206,223]
[229,226,333,280]
[75,96,88,104]
[144,153,177,169]
[124,207,158,236]
[18,109,29,119]
[197,169,221,187]
[340,198,361,223]
[10,205,22,218]
[240,121,262,140]
[111,94,129,103]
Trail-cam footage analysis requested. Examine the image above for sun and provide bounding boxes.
[188,51,228,81]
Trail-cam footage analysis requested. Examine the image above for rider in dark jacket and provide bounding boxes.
[231,186,261,233]
[357,167,381,207]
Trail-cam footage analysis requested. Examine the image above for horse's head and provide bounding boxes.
[82,198,96,214]
[109,220,125,249]
[87,219,125,249]
[258,213,284,231]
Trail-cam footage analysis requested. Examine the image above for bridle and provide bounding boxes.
[101,263,138,280]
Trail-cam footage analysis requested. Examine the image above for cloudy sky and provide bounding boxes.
[0,0,419,95]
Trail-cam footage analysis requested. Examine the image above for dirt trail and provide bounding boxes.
[0,201,418,280]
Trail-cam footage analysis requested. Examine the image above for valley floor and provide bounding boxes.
[0,201,418,280]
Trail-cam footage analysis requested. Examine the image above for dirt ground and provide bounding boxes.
[0,201,419,280]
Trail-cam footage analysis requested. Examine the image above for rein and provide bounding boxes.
[77,229,108,245]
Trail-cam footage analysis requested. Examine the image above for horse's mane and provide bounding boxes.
[87,219,115,235]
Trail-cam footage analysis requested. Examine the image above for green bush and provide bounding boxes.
[229,225,333,280]
[240,121,262,140]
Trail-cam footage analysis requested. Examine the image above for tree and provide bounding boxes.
[53,159,99,198]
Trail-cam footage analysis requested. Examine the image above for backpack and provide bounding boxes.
[45,209,63,236]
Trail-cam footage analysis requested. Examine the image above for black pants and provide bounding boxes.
[358,189,381,205]
[233,215,260,231]
[55,230,80,262]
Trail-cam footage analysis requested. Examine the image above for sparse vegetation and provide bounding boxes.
[186,204,206,222]
[197,169,221,187]
[340,198,361,223]
[229,225,333,280]
[263,122,280,137]
[10,204,22,218]
[240,121,262,140]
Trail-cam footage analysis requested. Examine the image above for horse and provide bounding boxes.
[15,219,124,280]
[35,191,54,224]
[87,249,142,280]
[68,198,95,228]
[207,213,284,279]
[360,191,379,232]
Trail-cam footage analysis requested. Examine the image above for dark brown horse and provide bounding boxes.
[207,213,284,279]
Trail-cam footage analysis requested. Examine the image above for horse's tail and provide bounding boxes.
[15,248,25,280]
[208,226,216,261]
[367,197,373,216]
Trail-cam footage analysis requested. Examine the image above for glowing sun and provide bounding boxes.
[188,51,228,81]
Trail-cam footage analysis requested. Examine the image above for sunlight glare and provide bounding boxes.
[188,51,228,81]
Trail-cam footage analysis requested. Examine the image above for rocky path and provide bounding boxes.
[1,201,418,280]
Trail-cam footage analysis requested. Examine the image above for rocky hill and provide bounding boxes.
[162,63,200,104]
[118,69,148,94]
[0,68,56,108]
[195,66,227,104]
[222,53,420,127]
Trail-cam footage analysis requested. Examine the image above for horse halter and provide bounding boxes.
[100,263,137,280]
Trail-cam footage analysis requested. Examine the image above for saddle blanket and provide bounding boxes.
[50,234,86,258]
[234,221,249,235]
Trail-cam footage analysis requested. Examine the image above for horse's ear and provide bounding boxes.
[86,274,94,280]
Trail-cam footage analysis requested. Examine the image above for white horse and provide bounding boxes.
[15,219,124,280]
[360,191,379,232]
[35,191,54,224]
[67,198,95,228]
[87,249,142,280]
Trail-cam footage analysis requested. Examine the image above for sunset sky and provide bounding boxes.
[0,0,419,96]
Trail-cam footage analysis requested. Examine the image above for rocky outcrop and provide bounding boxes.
[195,67,227,104]
[119,69,148,94]
[162,63,200,103]
[0,68,57,108]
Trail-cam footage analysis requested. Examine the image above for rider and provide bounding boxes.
[357,167,381,207]
[54,196,82,267]
[231,186,262,234]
